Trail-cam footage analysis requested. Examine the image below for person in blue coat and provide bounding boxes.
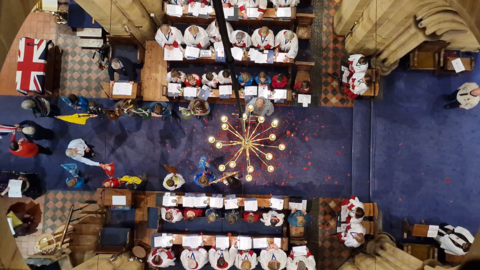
[206,208,221,223]
[288,209,312,227]
[194,156,216,187]
[61,163,86,188]
[225,209,241,224]
[238,73,253,87]
[63,94,89,111]
[255,71,271,87]
[150,102,172,119]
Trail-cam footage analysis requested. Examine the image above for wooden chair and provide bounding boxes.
[408,41,449,70]
[289,225,306,245]
[360,69,380,97]
[95,227,131,255]
[361,221,379,236]
[296,14,315,39]
[403,243,438,261]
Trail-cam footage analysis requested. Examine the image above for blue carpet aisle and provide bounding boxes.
[372,57,480,239]
[0,97,353,199]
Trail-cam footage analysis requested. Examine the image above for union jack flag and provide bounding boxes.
[16,37,50,95]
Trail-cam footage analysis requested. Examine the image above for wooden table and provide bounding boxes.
[412,224,430,237]
[102,82,139,100]
[142,41,168,102]
[100,189,132,206]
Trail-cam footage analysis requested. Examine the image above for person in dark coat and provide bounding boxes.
[108,57,144,87]
[0,172,44,200]
[15,121,54,141]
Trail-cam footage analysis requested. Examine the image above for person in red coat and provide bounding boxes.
[184,208,204,221]
[185,74,202,88]
[9,132,50,157]
[243,212,259,223]
[293,81,313,94]
[271,74,287,89]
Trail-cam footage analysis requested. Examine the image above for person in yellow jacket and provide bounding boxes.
[119,174,147,190]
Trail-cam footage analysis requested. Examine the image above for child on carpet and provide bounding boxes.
[271,74,287,89]
[62,163,86,188]
[161,207,184,223]
[64,94,89,111]
[202,72,219,89]
[150,102,173,119]
[184,208,204,221]
[256,72,271,87]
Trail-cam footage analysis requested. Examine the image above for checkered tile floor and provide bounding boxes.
[57,24,108,98]
[318,198,351,270]
[42,190,96,234]
[320,0,353,107]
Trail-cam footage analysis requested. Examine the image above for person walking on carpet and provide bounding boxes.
[14,120,54,141]
[444,82,480,109]
[9,131,51,157]
[65,138,106,167]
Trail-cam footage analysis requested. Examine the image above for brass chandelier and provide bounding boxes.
[208,105,286,181]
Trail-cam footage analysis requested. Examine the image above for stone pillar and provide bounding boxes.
[139,0,164,27]
[334,0,372,36]
[113,0,156,41]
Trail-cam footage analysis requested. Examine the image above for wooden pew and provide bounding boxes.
[294,61,314,85]
[164,3,296,29]
[161,234,289,251]
[361,221,378,236]
[363,202,378,219]
[295,14,315,40]
[141,40,169,102]
[360,69,380,97]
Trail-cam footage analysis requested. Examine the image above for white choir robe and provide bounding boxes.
[218,70,233,84]
[202,73,219,88]
[184,26,211,49]
[181,248,209,270]
[209,246,238,270]
[230,30,252,48]
[163,173,186,190]
[348,54,368,74]
[161,207,184,223]
[286,254,316,270]
[345,195,364,224]
[148,249,176,268]
[167,71,187,84]
[438,226,475,256]
[206,21,234,43]
[261,211,285,227]
[271,0,299,7]
[189,0,211,5]
[238,0,268,14]
[349,73,369,95]
[259,249,287,270]
[274,30,299,59]
[235,250,258,270]
[219,0,237,7]
[155,27,185,49]
[341,223,366,248]
[251,28,275,50]
[168,0,189,5]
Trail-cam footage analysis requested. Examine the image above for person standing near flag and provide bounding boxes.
[65,138,105,167]
[9,131,51,157]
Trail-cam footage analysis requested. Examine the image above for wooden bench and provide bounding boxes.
[363,202,378,219]
[360,69,380,97]
[164,3,296,29]
[295,14,315,40]
[361,221,378,236]
[294,61,315,88]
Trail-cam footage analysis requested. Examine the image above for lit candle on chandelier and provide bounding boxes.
[218,164,226,171]
[221,116,228,122]
[279,144,285,151]
[267,165,275,172]
[247,166,254,173]
[266,153,273,160]
[246,175,253,181]
[271,119,279,127]
[216,142,223,149]
[208,136,215,143]
[229,161,236,168]
[269,134,276,141]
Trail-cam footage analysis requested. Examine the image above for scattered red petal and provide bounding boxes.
[347,174,351,177]
[289,174,293,178]
[308,162,311,166]
[328,176,331,179]
[399,198,402,201]
[450,201,453,203]
[185,228,188,231]
[337,151,341,155]
[303,167,308,170]
[321,126,325,128]
[334,182,337,184]
[446,178,450,182]
[286,130,290,135]
[305,136,309,141]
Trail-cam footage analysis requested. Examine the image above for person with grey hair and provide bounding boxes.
[230,30,252,48]
[66,138,105,167]
[14,120,54,141]
[274,30,299,62]
[246,97,274,117]
[108,57,144,87]
[21,97,58,118]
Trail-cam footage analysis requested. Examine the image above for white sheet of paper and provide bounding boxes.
[195,195,209,208]
[258,85,271,99]
[289,200,307,210]
[223,7,234,18]
[164,48,184,61]
[210,197,224,208]
[199,6,211,15]
[7,217,15,235]
[270,198,284,210]
[244,86,258,96]
[298,94,311,105]
[188,2,200,16]
[216,236,230,250]
[274,238,282,247]
[342,70,350,83]
[113,83,133,96]
[246,8,260,18]
[112,195,126,206]
[185,46,200,58]
[219,85,233,96]
[244,199,258,212]
[275,53,288,63]
[200,50,212,58]
[427,225,439,238]
[248,49,260,59]
[225,198,239,209]
[166,4,183,17]
[273,89,287,100]
[253,238,268,249]
[182,235,202,248]
[255,54,268,64]
[216,48,225,58]
[154,235,173,247]
[163,194,177,206]
[184,87,198,97]
[276,7,292,18]
[183,194,196,207]
[231,47,244,61]
[7,179,22,198]
[292,246,307,256]
[337,223,348,233]
[168,83,182,94]
[238,237,252,250]
[451,58,465,73]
